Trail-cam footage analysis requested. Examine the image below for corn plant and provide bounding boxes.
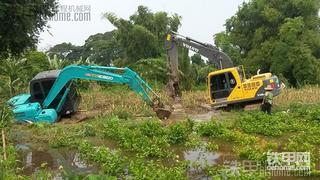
[46,54,70,69]
[0,105,13,161]
[0,57,28,97]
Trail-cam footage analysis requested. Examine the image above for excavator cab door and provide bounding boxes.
[209,71,238,103]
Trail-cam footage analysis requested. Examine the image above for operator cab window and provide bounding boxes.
[237,69,244,82]
[32,82,44,100]
[210,73,227,91]
[210,72,237,100]
[41,80,55,97]
[228,72,237,89]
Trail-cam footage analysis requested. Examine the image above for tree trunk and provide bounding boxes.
[166,44,181,102]
[1,129,6,160]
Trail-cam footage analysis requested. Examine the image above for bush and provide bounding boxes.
[196,120,229,138]
[237,112,295,136]
[167,123,191,144]
[78,141,126,176]
[102,117,171,157]
[128,158,188,179]
[139,120,165,137]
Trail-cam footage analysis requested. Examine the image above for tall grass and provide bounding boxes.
[79,84,165,117]
[274,85,320,106]
[79,84,320,117]
[79,85,209,116]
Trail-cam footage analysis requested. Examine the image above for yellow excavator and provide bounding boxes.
[165,32,282,107]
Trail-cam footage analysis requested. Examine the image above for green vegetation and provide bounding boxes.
[215,0,320,86]
[0,97,319,178]
[0,0,57,56]
[1,0,320,179]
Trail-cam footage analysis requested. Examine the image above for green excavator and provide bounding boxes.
[7,65,172,123]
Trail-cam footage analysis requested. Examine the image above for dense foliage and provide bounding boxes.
[215,0,320,86]
[44,6,212,89]
[47,31,121,65]
[0,0,57,56]
[105,5,181,63]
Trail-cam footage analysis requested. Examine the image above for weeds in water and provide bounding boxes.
[139,120,165,137]
[102,117,172,157]
[237,112,289,136]
[128,157,188,180]
[185,132,203,149]
[196,120,229,138]
[5,100,320,178]
[205,142,219,152]
[78,141,125,176]
[204,165,269,180]
[167,122,192,145]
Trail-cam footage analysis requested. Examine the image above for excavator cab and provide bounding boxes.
[30,70,80,116]
[208,67,282,107]
[208,67,243,105]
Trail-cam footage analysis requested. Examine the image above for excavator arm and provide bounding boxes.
[43,65,171,119]
[165,31,233,69]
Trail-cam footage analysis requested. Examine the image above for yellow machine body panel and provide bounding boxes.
[208,67,282,107]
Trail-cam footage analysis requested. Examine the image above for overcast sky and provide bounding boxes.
[38,0,245,51]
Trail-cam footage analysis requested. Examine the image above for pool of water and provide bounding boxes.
[16,143,97,176]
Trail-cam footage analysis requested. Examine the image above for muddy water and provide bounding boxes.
[16,143,97,176]
[16,140,315,180]
[15,139,233,176]
[169,103,220,122]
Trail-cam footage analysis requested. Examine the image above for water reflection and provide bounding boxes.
[16,143,97,175]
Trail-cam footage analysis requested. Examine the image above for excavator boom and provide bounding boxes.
[165,31,234,101]
[165,32,233,69]
[44,65,156,108]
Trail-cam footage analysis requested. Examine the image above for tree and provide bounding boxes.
[198,66,215,84]
[0,1,58,56]
[47,31,121,65]
[82,31,121,65]
[131,57,168,84]
[178,48,198,90]
[191,53,205,66]
[104,6,181,63]
[215,0,320,86]
[47,43,82,60]
[24,51,50,77]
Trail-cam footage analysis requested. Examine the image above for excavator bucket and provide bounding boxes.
[152,98,172,119]
[154,105,172,119]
